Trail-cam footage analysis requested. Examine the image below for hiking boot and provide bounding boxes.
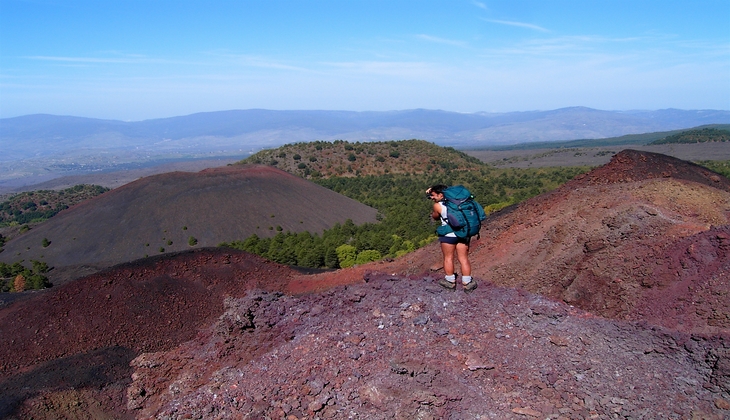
[463,280,477,293]
[438,279,456,290]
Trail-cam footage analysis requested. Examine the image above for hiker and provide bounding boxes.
[427,184,477,292]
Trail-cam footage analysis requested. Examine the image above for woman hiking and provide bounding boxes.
[427,184,477,292]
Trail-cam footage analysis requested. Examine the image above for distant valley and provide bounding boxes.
[1,107,728,191]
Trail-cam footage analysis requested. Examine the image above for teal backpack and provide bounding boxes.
[440,185,487,238]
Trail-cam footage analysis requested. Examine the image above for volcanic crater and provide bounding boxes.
[0,164,378,287]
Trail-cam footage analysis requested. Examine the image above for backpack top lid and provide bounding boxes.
[443,185,472,203]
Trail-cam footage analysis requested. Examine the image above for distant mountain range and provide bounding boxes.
[3,107,729,158]
[1,107,728,188]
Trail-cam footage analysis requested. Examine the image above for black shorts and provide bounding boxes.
[438,235,470,245]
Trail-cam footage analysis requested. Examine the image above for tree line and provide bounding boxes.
[0,184,109,226]
[220,166,589,269]
[650,128,730,145]
[0,260,51,292]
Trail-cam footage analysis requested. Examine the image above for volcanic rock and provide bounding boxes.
[0,249,299,418]
[126,279,729,418]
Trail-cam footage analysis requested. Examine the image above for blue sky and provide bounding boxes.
[1,0,729,121]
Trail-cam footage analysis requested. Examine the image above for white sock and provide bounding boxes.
[444,274,456,283]
[462,276,473,285]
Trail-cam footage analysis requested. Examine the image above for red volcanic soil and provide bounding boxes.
[0,164,378,285]
[0,249,300,418]
[362,150,730,335]
[2,150,730,419]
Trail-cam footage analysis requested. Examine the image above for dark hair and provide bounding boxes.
[426,184,448,195]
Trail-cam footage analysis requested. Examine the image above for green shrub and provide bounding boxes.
[31,260,49,273]
[355,250,381,265]
[336,244,356,268]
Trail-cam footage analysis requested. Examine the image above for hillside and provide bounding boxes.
[467,141,730,169]
[474,123,730,151]
[1,150,729,418]
[650,127,730,144]
[242,139,485,178]
[0,165,378,285]
[352,150,730,334]
[0,184,109,226]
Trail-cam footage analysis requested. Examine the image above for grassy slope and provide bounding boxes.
[0,185,109,226]
[241,139,485,178]
[472,123,730,151]
[649,127,730,144]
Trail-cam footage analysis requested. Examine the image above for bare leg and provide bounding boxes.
[440,242,456,276]
[456,242,471,277]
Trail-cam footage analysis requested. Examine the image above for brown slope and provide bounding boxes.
[338,149,729,335]
[0,249,298,375]
[570,148,730,189]
[0,164,377,283]
[0,248,300,418]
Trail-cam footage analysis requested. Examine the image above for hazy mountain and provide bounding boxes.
[3,107,729,159]
[1,107,728,189]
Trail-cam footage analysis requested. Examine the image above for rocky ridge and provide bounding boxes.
[127,277,728,419]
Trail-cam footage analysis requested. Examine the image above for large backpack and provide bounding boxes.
[442,185,487,238]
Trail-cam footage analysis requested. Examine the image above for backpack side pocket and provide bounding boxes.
[436,224,454,236]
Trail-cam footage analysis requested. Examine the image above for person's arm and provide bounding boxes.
[431,202,442,220]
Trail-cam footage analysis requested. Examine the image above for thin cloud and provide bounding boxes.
[323,60,440,79]
[481,18,550,33]
[416,34,469,48]
[472,1,488,10]
[25,55,143,64]
[235,57,310,72]
[206,52,314,72]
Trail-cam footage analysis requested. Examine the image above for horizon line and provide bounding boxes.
[3,106,730,122]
